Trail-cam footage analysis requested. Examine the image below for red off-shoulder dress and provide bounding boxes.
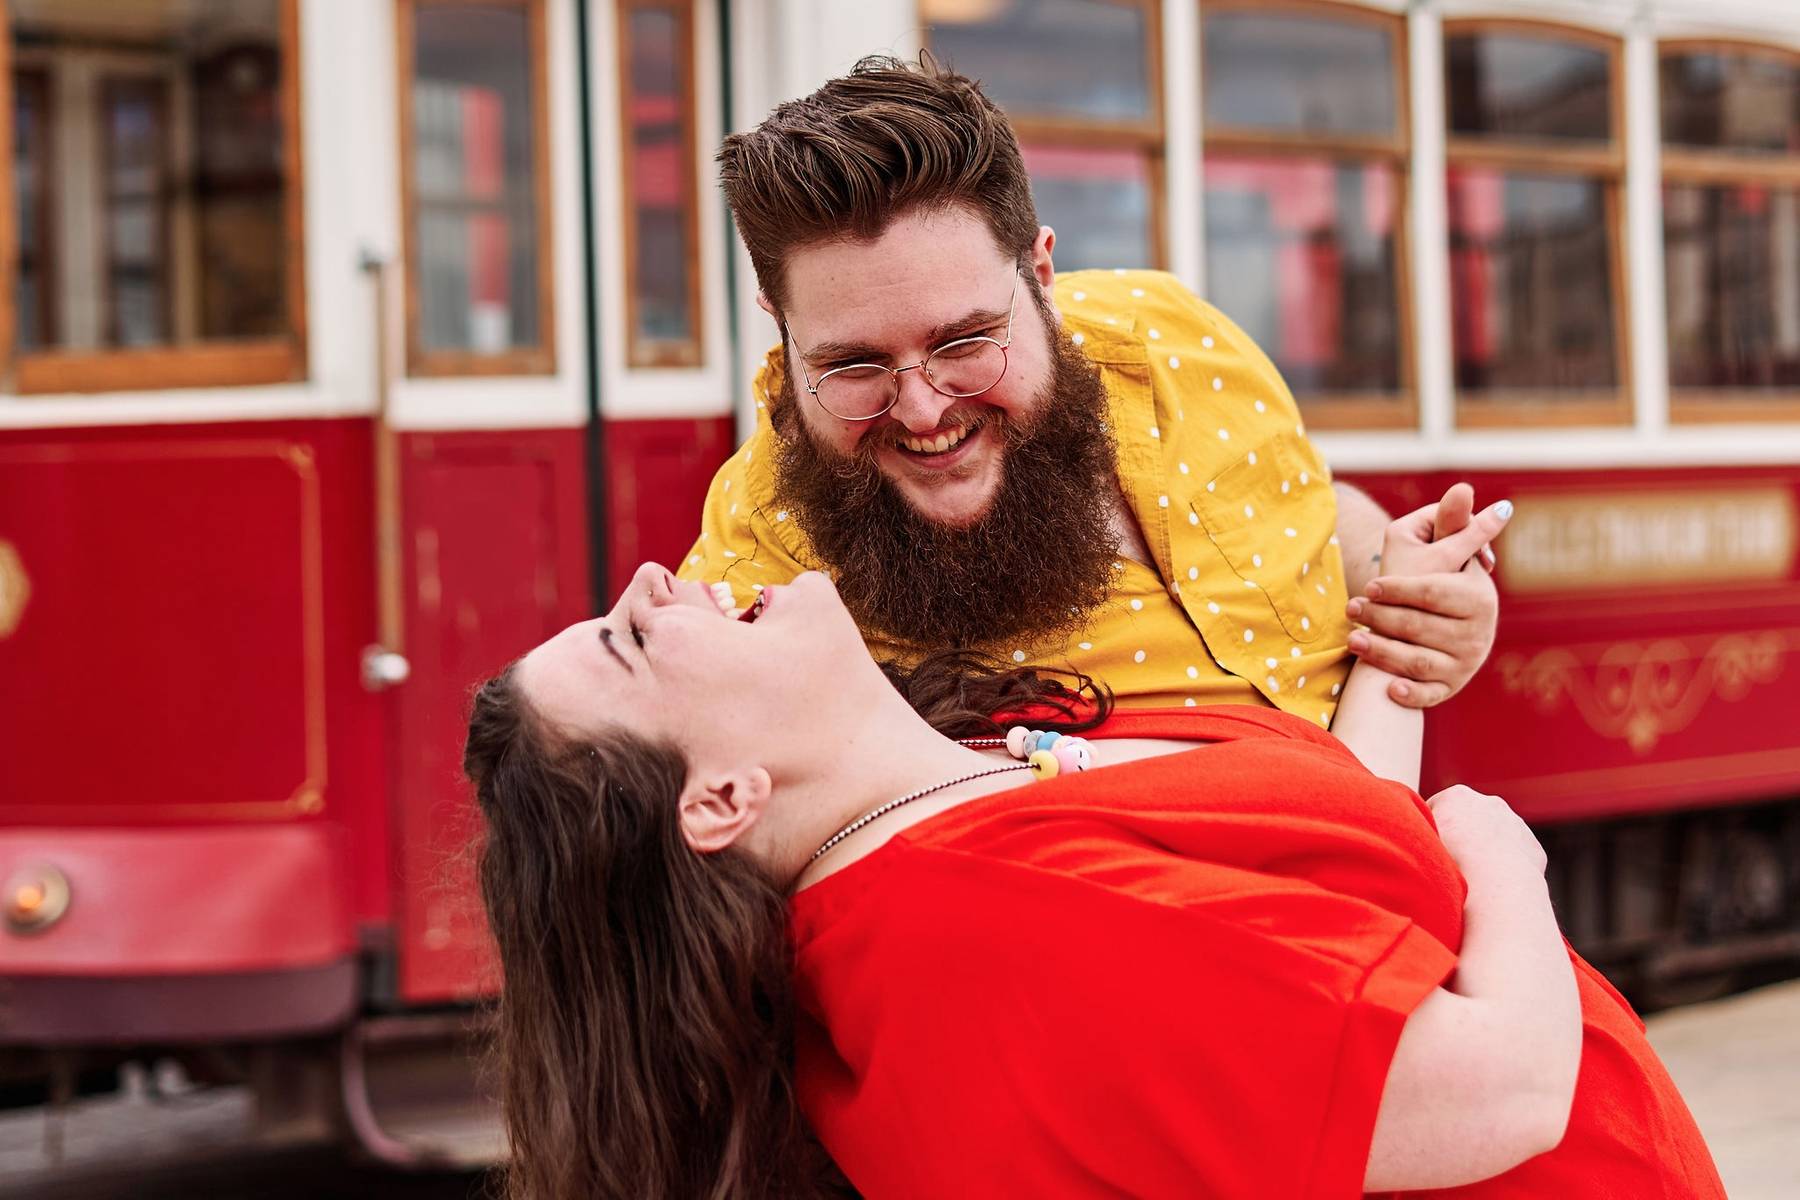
[788,706,1722,1199]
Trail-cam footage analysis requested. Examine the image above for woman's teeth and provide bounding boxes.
[739,590,769,623]
[709,581,737,617]
[899,422,974,455]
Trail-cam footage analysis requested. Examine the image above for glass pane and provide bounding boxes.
[624,3,698,365]
[1202,8,1397,138]
[1661,49,1800,155]
[1018,143,1152,270]
[1664,183,1800,391]
[925,0,1151,125]
[1204,154,1402,395]
[1446,31,1612,143]
[7,0,289,352]
[1447,168,1618,395]
[413,2,542,356]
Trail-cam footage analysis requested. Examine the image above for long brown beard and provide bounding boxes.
[772,324,1119,650]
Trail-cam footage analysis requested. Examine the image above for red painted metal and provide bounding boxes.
[601,415,736,604]
[1345,466,1800,824]
[390,427,591,1003]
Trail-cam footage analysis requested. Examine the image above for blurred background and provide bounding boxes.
[1,0,1796,1195]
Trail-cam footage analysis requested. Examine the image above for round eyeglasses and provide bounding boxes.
[790,273,1020,423]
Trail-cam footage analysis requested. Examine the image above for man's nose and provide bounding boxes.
[887,367,955,434]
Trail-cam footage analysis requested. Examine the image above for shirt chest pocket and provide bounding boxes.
[1192,434,1336,643]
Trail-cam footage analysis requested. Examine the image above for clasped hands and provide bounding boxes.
[1346,483,1510,710]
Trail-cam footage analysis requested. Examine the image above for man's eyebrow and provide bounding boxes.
[799,305,1011,365]
[598,626,633,674]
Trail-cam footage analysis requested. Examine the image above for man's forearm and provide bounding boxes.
[1332,481,1389,598]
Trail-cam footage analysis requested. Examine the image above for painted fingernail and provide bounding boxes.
[1495,499,1514,520]
[1348,632,1369,653]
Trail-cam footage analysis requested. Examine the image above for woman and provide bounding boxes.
[465,506,1722,1200]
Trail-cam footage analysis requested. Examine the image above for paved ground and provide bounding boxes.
[1645,977,1800,1199]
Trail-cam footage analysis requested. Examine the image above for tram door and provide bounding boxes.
[376,0,591,1005]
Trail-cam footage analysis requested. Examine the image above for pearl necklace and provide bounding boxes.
[808,729,1096,863]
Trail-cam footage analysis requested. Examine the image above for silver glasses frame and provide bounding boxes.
[791,271,1021,423]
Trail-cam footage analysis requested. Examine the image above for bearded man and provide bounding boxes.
[679,55,1498,722]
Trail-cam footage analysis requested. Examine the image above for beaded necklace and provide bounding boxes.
[809,728,1096,863]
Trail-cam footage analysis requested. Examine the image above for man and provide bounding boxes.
[680,55,1497,723]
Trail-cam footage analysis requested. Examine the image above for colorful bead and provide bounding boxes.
[1027,749,1060,779]
[1006,726,1029,758]
[1036,732,1063,754]
[1051,742,1085,775]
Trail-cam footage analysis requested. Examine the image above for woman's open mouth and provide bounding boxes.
[738,589,771,623]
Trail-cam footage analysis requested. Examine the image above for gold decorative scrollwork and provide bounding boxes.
[0,540,29,639]
[1498,633,1789,755]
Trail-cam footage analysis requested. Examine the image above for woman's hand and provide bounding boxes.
[1345,485,1512,708]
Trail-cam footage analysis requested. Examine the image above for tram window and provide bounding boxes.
[1660,44,1800,420]
[1444,24,1627,426]
[2,0,303,392]
[400,0,554,375]
[1200,3,1411,428]
[620,0,702,369]
[923,0,1163,271]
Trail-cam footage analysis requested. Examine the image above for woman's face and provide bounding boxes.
[516,563,869,763]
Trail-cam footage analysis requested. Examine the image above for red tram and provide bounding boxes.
[2,0,1797,1166]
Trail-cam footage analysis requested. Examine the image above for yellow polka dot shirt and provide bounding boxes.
[677,269,1354,725]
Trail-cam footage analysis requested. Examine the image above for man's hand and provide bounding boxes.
[1345,483,1509,709]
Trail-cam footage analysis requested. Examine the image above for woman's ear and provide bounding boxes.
[678,767,772,853]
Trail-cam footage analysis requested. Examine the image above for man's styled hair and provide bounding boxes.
[718,53,1040,312]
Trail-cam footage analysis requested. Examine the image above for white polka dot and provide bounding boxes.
[1107,317,1118,325]
[1130,598,1144,611]
[752,583,765,592]
[1244,629,1255,643]
[1265,657,1278,669]
[1073,290,1086,301]
[1188,511,1200,526]
[723,550,737,559]
[1296,424,1306,437]
[1169,356,1181,369]
[1217,429,1230,441]
[1267,677,1281,693]
[1291,647,1301,658]
[1158,494,1169,507]
[730,503,738,516]
[1300,471,1310,485]
[1178,462,1190,475]
[1186,666,1199,679]
[1113,561,1124,571]
[1207,481,1217,492]
[1079,641,1093,651]
[1320,713,1330,726]
[757,400,766,410]
[1131,288,1145,298]
[777,510,788,522]
[1148,328,1161,339]
[723,479,731,492]
[1244,504,1255,519]
[746,451,753,463]
[1185,697,1198,707]
[1134,649,1147,663]
[1188,566,1200,580]
[1317,584,1327,595]
[1331,683,1342,697]
[1252,553,1263,567]
[1013,650,1026,662]
[1281,480,1291,494]
[688,555,701,566]
[1207,601,1220,614]
[1245,579,1259,589]
[1298,675,1307,688]
[1170,581,1181,596]
[1301,616,1311,631]
[1072,332,1085,346]
[1150,426,1161,439]
[1247,450,1257,465]
[1284,527,1297,537]
[1201,335,1215,348]
[1212,377,1224,391]
[1302,562,1310,576]
[1254,400,1267,413]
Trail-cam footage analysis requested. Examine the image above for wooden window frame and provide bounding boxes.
[0,0,308,395]
[1442,18,1631,430]
[617,0,703,369]
[923,0,1168,270]
[1658,38,1800,424]
[396,0,556,378]
[1199,0,1416,430]
[12,63,54,348]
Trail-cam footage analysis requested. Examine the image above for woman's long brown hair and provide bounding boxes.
[465,649,1109,1199]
